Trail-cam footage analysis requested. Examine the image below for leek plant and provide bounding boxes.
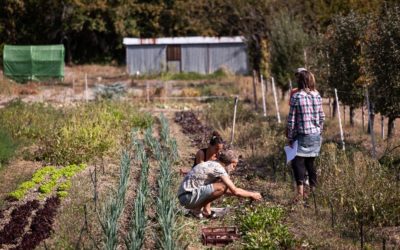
[125,139,150,250]
[156,115,179,249]
[99,150,131,250]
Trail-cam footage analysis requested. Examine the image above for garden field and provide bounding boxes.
[0,66,399,249]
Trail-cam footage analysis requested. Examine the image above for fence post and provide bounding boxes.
[252,70,258,111]
[85,73,88,102]
[334,89,345,151]
[365,87,376,158]
[381,115,385,139]
[261,74,267,117]
[271,77,281,123]
[230,96,239,145]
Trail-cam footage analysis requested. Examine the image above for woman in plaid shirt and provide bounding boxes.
[287,70,325,203]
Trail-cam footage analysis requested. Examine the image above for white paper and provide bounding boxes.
[284,140,298,164]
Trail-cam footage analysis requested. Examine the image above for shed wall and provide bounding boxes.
[126,43,248,75]
[126,45,166,74]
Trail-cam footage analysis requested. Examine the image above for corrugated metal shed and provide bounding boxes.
[124,36,248,75]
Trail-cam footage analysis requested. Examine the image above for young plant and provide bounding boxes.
[99,150,131,250]
[125,138,150,250]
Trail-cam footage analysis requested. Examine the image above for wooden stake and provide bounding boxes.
[381,115,385,139]
[271,77,281,123]
[261,74,267,117]
[230,96,239,145]
[334,89,345,151]
[252,70,258,111]
[365,87,376,158]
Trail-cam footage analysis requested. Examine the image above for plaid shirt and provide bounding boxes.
[287,90,325,141]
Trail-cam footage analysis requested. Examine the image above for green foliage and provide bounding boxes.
[0,128,17,167]
[57,191,69,198]
[8,164,86,200]
[126,132,150,250]
[326,12,367,107]
[317,143,400,233]
[367,5,400,121]
[0,101,153,165]
[238,205,296,249]
[0,100,62,142]
[270,10,309,92]
[156,115,179,249]
[100,150,131,250]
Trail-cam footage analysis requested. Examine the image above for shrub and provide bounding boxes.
[317,143,400,245]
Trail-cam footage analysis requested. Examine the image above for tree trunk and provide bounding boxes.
[388,116,396,138]
[332,99,337,118]
[350,106,355,127]
[368,102,375,134]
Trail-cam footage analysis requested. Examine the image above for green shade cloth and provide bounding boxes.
[3,44,64,82]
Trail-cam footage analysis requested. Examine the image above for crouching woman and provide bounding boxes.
[177,150,262,218]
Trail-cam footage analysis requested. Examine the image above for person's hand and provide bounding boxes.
[251,192,262,201]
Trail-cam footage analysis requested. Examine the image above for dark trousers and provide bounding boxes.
[292,156,317,187]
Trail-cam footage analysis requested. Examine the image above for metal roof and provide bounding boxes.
[123,36,245,45]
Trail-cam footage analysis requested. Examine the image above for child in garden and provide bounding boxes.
[178,150,262,219]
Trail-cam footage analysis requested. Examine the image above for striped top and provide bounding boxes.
[287,90,325,141]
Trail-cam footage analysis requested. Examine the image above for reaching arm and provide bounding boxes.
[220,176,262,200]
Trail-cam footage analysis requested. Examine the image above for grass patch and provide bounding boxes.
[136,68,230,81]
[0,128,18,168]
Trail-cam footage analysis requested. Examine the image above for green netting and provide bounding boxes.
[3,45,64,82]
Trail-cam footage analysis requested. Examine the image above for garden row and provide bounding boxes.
[99,114,179,249]
[0,197,60,249]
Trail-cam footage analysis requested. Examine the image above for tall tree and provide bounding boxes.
[269,10,309,96]
[325,12,367,126]
[367,5,400,138]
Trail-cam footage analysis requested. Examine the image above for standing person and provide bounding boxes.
[287,70,325,203]
[178,150,262,219]
[193,131,224,167]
